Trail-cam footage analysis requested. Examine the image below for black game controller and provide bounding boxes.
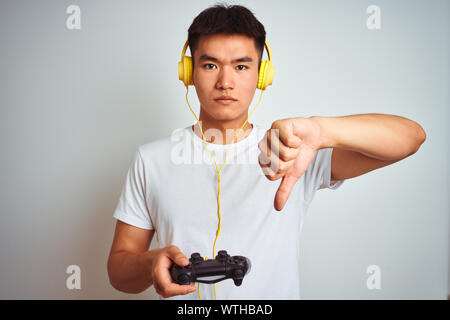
[170,250,251,286]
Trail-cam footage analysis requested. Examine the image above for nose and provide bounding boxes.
[216,66,234,90]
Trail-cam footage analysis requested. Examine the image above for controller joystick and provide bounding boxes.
[190,252,204,264]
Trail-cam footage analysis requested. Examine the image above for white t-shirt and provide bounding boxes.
[113,123,344,300]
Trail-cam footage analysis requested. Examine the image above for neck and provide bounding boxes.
[191,108,254,145]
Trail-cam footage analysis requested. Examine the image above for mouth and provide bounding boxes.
[214,96,238,105]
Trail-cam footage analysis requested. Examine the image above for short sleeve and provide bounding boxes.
[113,148,153,230]
[302,147,344,205]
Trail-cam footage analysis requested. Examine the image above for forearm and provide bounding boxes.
[107,249,160,294]
[309,113,426,161]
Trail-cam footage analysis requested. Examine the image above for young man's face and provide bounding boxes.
[192,33,260,126]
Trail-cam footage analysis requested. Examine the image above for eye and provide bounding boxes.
[203,64,217,70]
[236,65,248,71]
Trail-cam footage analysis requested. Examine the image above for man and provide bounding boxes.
[107,4,426,299]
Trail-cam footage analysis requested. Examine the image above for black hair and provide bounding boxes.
[187,3,266,67]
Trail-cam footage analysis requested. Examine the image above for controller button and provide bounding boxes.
[232,257,244,265]
[233,269,244,278]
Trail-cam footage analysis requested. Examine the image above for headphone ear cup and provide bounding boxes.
[257,60,275,90]
[264,61,274,90]
[178,56,194,86]
[257,60,267,90]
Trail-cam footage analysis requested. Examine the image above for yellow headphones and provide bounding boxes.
[178,37,274,300]
[178,39,275,90]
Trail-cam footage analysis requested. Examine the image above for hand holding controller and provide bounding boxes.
[170,250,251,286]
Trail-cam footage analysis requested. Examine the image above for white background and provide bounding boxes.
[0,0,448,299]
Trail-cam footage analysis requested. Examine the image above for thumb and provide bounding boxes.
[274,175,299,211]
[167,246,190,267]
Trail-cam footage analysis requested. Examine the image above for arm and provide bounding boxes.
[309,113,427,180]
[107,220,155,293]
[258,113,426,210]
[107,220,196,297]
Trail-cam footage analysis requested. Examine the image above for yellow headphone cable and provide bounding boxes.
[184,86,264,300]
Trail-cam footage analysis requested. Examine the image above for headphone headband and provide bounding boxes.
[181,39,189,60]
